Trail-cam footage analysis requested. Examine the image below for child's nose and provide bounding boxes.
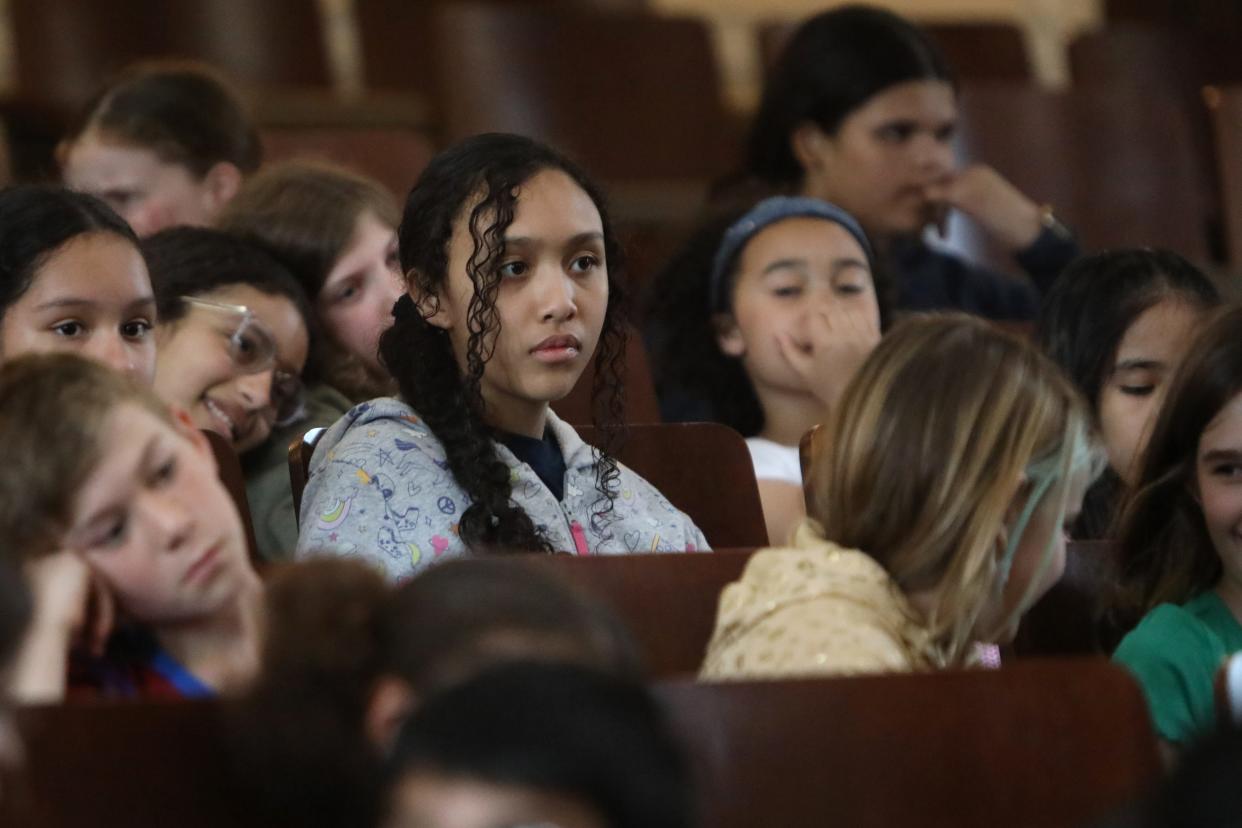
[537,268,578,323]
[84,333,135,378]
[235,370,275,411]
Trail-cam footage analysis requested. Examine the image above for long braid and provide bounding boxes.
[381,133,625,555]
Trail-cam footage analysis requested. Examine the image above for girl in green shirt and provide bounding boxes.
[1113,306,1242,753]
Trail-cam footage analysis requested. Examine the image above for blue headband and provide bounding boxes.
[709,196,873,313]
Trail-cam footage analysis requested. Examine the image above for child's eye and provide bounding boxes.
[52,320,85,337]
[151,457,177,487]
[1119,385,1156,397]
[121,319,152,339]
[332,283,360,304]
[569,255,599,274]
[95,516,129,548]
[498,260,528,278]
[934,124,957,142]
[876,123,915,143]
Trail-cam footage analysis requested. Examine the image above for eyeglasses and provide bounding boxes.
[181,296,306,427]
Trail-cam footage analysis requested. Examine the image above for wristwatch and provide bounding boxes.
[1039,204,1074,242]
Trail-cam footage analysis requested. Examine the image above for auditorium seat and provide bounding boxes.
[659,659,1162,827]
[10,0,332,106]
[549,326,661,426]
[3,701,267,828]
[758,19,1033,81]
[1105,0,1242,32]
[521,548,755,676]
[429,3,733,185]
[203,430,260,568]
[1207,86,1242,267]
[954,82,1210,271]
[1069,25,1227,259]
[260,125,436,200]
[575,423,767,548]
[355,0,650,99]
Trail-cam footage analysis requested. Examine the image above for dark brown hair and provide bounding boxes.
[1114,306,1242,621]
[60,60,261,178]
[233,556,639,827]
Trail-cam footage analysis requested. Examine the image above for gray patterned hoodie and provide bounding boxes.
[295,397,709,580]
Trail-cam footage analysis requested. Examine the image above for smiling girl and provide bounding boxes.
[296,134,706,578]
[0,185,156,382]
[1,354,261,701]
[145,227,312,456]
[1112,307,1242,751]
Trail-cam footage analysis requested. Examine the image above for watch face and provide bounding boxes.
[1041,208,1073,242]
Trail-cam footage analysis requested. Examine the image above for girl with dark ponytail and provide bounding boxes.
[295,134,706,577]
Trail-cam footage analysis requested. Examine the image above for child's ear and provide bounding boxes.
[714,312,746,357]
[792,122,833,174]
[410,278,453,331]
[200,161,244,212]
[366,675,417,753]
[168,405,217,470]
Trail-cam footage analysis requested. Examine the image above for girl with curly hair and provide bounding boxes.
[295,134,706,577]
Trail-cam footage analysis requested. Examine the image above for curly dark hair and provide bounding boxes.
[643,206,893,435]
[379,133,627,554]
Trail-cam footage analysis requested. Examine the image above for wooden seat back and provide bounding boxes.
[260,125,436,201]
[10,0,331,106]
[954,81,1210,270]
[2,701,264,828]
[520,549,754,677]
[430,3,733,183]
[576,423,767,549]
[658,660,1161,828]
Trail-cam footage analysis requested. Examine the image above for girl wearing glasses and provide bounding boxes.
[145,226,312,453]
[0,185,156,383]
[296,134,706,578]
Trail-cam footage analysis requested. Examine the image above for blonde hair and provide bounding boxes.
[0,354,172,560]
[812,314,1096,663]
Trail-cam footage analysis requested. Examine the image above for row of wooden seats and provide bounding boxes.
[516,539,1121,678]
[0,659,1161,828]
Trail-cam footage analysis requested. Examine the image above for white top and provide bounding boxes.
[745,437,803,485]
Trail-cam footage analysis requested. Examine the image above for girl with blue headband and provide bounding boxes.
[702,314,1102,678]
[706,195,887,545]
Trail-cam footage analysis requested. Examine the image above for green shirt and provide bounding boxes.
[1113,591,1242,744]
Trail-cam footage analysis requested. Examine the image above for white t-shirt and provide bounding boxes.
[745,437,803,485]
